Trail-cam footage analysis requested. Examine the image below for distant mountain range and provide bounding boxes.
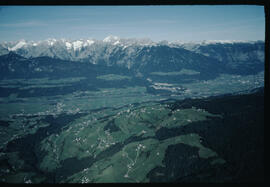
[0,37,265,80]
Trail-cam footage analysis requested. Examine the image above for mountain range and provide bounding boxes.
[0,36,265,80]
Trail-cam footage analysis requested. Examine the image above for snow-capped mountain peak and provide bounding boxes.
[103,35,120,43]
[45,38,57,46]
[65,41,72,50]
[72,40,83,51]
[8,40,27,51]
[61,39,95,51]
[84,39,95,46]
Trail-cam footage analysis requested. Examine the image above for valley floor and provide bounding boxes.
[0,74,264,183]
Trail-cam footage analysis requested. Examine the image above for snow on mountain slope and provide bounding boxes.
[0,37,264,73]
[103,35,120,43]
[4,36,259,54]
[8,40,27,51]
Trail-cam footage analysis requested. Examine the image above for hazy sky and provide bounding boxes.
[0,5,265,42]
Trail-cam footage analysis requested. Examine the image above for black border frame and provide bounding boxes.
[0,0,267,184]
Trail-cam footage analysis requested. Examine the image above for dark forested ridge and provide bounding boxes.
[152,88,264,182]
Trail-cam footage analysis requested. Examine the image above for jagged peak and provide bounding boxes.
[1,38,263,53]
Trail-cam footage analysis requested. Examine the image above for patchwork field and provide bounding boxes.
[0,72,264,183]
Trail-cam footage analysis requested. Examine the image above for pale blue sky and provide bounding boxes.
[0,5,265,42]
